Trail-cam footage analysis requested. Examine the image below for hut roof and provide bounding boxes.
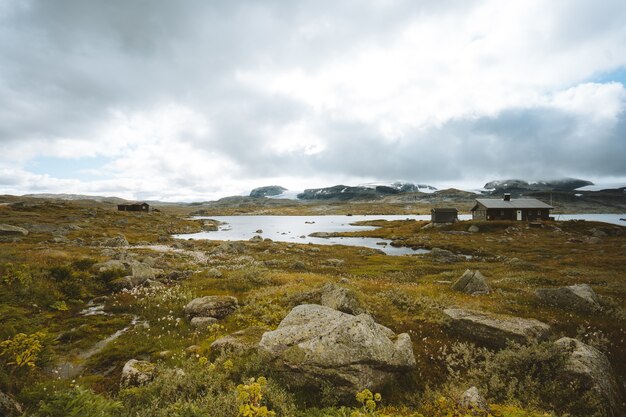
[473,198,553,210]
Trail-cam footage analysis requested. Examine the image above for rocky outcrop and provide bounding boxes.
[297,182,436,201]
[444,308,551,348]
[484,178,593,195]
[536,284,601,312]
[458,386,490,414]
[212,241,245,254]
[0,391,22,417]
[120,359,155,387]
[103,234,129,247]
[250,185,287,198]
[430,248,462,263]
[0,224,28,236]
[554,338,622,417]
[249,235,263,242]
[319,283,362,314]
[451,270,490,295]
[184,296,238,319]
[190,316,218,330]
[259,304,416,393]
[211,326,267,356]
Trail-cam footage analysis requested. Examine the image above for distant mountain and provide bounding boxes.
[297,181,438,201]
[23,193,130,204]
[249,185,287,198]
[483,178,594,195]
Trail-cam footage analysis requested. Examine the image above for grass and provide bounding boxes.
[0,197,624,416]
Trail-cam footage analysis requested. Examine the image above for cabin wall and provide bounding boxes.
[432,212,458,223]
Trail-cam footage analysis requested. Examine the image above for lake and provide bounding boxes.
[173,213,625,255]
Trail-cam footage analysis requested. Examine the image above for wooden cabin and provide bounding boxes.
[471,194,553,221]
[431,208,459,223]
[117,202,150,212]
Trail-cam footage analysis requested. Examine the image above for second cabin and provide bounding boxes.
[471,194,553,221]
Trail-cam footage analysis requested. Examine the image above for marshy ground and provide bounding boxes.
[0,198,624,416]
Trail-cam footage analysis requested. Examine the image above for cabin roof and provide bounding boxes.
[431,208,458,212]
[473,198,553,210]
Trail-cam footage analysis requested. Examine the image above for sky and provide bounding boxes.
[1,0,626,202]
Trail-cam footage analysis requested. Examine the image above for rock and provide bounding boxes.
[323,258,344,267]
[291,261,306,270]
[120,359,155,387]
[104,234,129,247]
[0,391,22,417]
[458,386,491,414]
[259,304,416,393]
[536,284,601,313]
[430,247,461,263]
[468,225,480,233]
[184,296,238,319]
[207,268,223,278]
[131,262,156,282]
[190,316,219,330]
[451,270,491,295]
[319,283,362,314]
[250,185,287,198]
[444,308,550,348]
[213,241,245,254]
[94,259,126,272]
[185,345,202,355]
[166,270,193,281]
[554,338,622,416]
[255,229,263,234]
[0,224,29,236]
[211,326,267,356]
[249,235,263,243]
[308,232,333,238]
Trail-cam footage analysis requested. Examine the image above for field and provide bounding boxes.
[0,197,624,417]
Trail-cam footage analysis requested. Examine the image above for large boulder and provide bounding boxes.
[536,284,601,312]
[0,391,22,417]
[259,304,416,393]
[184,296,238,319]
[120,359,155,387]
[211,326,267,356]
[430,247,461,263]
[444,308,550,348]
[554,338,622,417]
[451,270,490,295]
[104,234,129,247]
[190,316,218,330]
[96,259,127,273]
[0,224,28,236]
[319,283,362,314]
[130,262,156,283]
[458,386,490,414]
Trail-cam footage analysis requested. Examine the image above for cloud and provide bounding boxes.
[1,0,626,200]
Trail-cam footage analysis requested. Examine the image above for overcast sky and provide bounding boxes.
[1,0,625,201]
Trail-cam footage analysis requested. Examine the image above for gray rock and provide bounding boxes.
[536,284,601,312]
[468,225,480,233]
[444,308,550,348]
[0,224,28,236]
[323,258,345,267]
[130,262,156,282]
[555,338,622,417]
[213,241,245,254]
[207,268,223,278]
[0,391,22,417]
[104,234,129,247]
[96,259,127,273]
[120,359,155,387]
[249,235,263,242]
[211,326,267,355]
[458,386,490,414]
[259,304,416,393]
[430,247,461,263]
[319,283,362,314]
[184,296,238,319]
[308,232,333,238]
[451,270,491,295]
[255,229,263,234]
[190,316,218,330]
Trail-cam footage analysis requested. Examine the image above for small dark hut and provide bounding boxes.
[431,208,459,223]
[117,202,150,212]
[471,194,553,221]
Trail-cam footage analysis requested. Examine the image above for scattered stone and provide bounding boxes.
[255,229,263,234]
[587,237,601,244]
[458,386,491,414]
[555,337,622,416]
[211,326,267,356]
[308,232,333,238]
[190,316,219,330]
[319,283,362,314]
[207,268,223,278]
[130,262,156,281]
[120,359,155,387]
[444,308,551,348]
[451,270,491,295]
[259,304,416,394]
[249,235,263,242]
[468,225,480,233]
[0,391,22,417]
[591,229,607,238]
[0,224,28,236]
[154,350,172,360]
[291,261,306,270]
[184,296,238,319]
[166,270,193,281]
[185,345,202,355]
[213,241,245,254]
[536,284,601,313]
[104,234,129,247]
[323,258,344,267]
[430,247,461,263]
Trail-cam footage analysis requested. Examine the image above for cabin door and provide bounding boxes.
[516,210,522,221]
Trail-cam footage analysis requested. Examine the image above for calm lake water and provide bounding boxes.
[174,214,624,256]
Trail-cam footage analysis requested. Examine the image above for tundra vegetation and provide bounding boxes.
[0,197,624,416]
